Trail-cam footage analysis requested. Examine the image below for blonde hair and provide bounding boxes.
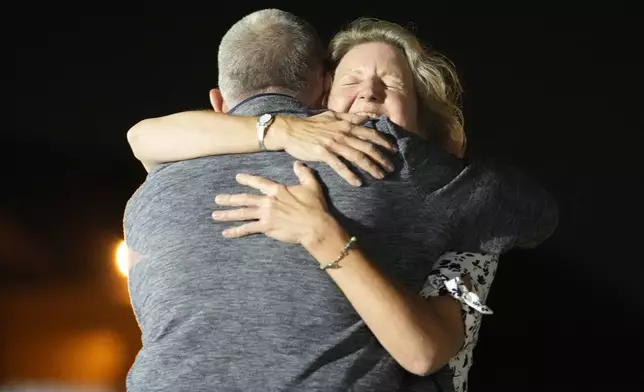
[329,18,466,157]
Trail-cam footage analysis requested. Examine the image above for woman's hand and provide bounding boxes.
[267,111,398,186]
[212,161,336,246]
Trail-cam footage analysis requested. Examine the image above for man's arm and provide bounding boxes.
[442,161,559,255]
[375,115,558,253]
[480,163,559,251]
[510,171,559,249]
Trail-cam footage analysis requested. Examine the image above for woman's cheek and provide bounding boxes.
[327,93,352,112]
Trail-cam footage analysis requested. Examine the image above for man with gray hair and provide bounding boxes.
[216,8,328,110]
[126,8,412,392]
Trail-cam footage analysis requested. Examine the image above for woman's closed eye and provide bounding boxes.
[382,79,404,90]
[341,78,361,86]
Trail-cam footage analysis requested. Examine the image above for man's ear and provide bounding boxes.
[324,72,333,93]
[322,72,333,107]
[209,88,226,112]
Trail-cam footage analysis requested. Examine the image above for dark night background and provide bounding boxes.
[6,3,643,391]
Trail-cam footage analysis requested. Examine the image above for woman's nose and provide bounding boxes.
[358,87,383,102]
[357,80,385,102]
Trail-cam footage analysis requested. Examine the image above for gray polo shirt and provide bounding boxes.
[124,94,557,392]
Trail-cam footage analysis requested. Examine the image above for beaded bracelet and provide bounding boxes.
[320,236,358,271]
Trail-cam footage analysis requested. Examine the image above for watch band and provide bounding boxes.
[257,113,275,151]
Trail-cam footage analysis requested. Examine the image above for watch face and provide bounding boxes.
[258,113,273,125]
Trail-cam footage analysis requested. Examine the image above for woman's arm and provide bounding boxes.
[127,111,260,172]
[212,162,465,376]
[127,110,397,185]
[303,223,465,376]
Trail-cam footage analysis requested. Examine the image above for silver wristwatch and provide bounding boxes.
[257,113,275,151]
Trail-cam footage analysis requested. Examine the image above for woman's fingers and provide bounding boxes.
[222,222,265,238]
[235,174,283,196]
[310,111,398,153]
[212,207,259,222]
[293,161,321,191]
[332,112,370,125]
[348,125,398,152]
[327,142,384,180]
[318,148,362,186]
[340,136,395,173]
[214,193,264,207]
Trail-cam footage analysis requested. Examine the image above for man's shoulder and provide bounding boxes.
[148,152,295,179]
[459,159,547,199]
[230,93,318,118]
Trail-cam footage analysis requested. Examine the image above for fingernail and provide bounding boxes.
[386,164,395,172]
[212,211,221,219]
[353,179,362,186]
[214,195,222,204]
[222,229,231,237]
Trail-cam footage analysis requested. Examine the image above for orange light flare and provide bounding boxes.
[115,240,129,278]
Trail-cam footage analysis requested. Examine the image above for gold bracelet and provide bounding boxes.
[320,236,358,271]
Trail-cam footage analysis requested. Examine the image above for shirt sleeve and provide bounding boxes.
[420,251,498,314]
[470,163,559,252]
[419,251,499,392]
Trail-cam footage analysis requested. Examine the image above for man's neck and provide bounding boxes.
[227,93,315,117]
[228,92,297,114]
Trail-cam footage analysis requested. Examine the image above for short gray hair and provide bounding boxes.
[217,9,326,106]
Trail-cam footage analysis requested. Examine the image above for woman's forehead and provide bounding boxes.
[336,42,412,78]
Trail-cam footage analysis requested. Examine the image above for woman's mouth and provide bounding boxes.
[354,111,381,119]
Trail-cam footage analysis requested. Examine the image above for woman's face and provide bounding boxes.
[327,42,419,134]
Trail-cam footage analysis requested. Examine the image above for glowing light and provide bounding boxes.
[115,240,129,277]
